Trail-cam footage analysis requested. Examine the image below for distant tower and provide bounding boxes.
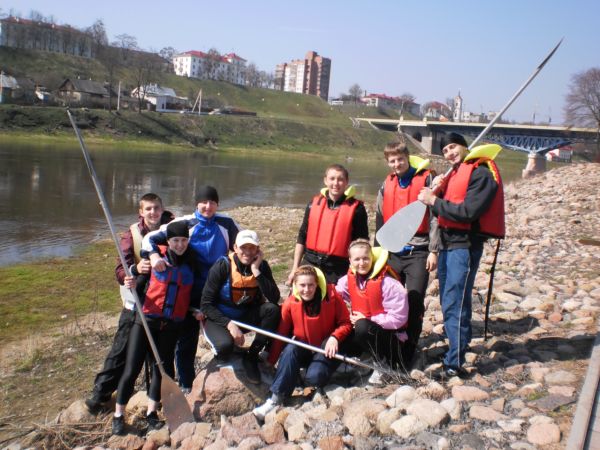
[453,90,463,122]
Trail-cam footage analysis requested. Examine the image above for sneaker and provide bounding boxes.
[252,398,277,421]
[368,369,384,385]
[242,354,261,385]
[111,415,126,436]
[180,387,192,395]
[436,366,469,381]
[146,411,165,431]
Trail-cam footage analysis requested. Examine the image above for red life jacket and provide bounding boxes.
[438,158,505,238]
[143,261,194,321]
[382,171,430,235]
[347,269,386,318]
[305,194,360,258]
[285,284,351,347]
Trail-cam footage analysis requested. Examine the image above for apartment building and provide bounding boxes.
[274,51,331,100]
[173,50,247,85]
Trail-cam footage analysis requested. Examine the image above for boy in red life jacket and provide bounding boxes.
[418,132,505,379]
[253,265,352,420]
[111,221,195,436]
[286,164,369,285]
[375,140,440,366]
[336,239,409,384]
[85,193,173,414]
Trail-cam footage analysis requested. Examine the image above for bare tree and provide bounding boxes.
[130,53,160,113]
[348,84,362,103]
[565,67,600,159]
[203,48,222,80]
[159,46,177,61]
[86,19,108,57]
[245,62,261,87]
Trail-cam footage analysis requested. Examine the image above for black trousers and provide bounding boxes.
[203,302,280,359]
[91,308,136,401]
[388,248,430,363]
[345,318,408,371]
[116,320,179,404]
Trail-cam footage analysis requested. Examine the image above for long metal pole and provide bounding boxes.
[67,109,166,376]
[231,319,406,378]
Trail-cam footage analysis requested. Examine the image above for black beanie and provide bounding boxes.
[166,221,189,239]
[440,132,468,152]
[195,185,219,204]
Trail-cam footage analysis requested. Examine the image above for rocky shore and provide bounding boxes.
[11,163,600,450]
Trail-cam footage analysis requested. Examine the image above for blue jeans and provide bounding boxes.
[270,341,341,398]
[175,314,200,389]
[437,245,483,369]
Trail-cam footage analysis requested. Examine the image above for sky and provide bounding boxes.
[3,0,599,124]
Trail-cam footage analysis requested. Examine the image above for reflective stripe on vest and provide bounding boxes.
[305,195,359,258]
[438,159,505,238]
[382,171,430,235]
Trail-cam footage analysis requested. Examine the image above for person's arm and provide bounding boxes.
[115,229,134,285]
[267,299,293,365]
[253,258,281,304]
[330,291,353,343]
[369,276,409,330]
[375,184,385,234]
[334,274,350,303]
[286,204,310,285]
[200,259,231,327]
[429,167,498,223]
[350,202,369,241]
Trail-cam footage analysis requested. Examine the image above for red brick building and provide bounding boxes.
[274,51,331,100]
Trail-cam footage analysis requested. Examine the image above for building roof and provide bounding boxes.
[1,16,87,36]
[133,84,177,97]
[60,78,107,96]
[177,50,246,64]
[224,52,246,62]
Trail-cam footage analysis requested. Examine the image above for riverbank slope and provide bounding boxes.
[0,163,598,448]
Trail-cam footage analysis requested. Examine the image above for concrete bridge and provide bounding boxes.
[354,117,598,176]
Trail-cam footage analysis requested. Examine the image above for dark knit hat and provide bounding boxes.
[166,221,189,239]
[440,132,468,152]
[195,185,219,204]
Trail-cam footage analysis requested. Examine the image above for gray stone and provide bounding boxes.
[406,399,449,427]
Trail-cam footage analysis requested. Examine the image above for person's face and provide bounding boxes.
[295,274,317,302]
[349,246,373,275]
[168,236,189,255]
[139,200,164,230]
[324,169,348,200]
[196,200,218,218]
[387,153,410,177]
[442,143,469,165]
[234,243,259,265]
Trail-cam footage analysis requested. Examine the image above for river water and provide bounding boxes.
[0,141,526,266]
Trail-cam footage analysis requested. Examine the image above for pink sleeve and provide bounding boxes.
[369,275,409,331]
[335,275,350,304]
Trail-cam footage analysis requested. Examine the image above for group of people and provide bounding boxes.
[84,132,504,434]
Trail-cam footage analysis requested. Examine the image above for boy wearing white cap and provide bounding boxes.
[201,230,281,384]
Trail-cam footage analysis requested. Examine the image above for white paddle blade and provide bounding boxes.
[376,201,427,253]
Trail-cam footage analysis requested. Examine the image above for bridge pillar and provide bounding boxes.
[522,153,547,178]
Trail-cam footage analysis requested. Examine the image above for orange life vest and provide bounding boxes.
[217,253,260,319]
[305,194,360,258]
[143,261,194,321]
[438,158,505,238]
[382,171,430,235]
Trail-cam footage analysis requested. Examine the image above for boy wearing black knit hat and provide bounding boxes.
[141,185,240,392]
[418,132,505,379]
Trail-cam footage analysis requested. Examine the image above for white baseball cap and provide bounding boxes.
[235,229,259,247]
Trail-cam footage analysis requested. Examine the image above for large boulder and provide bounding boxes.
[189,358,268,423]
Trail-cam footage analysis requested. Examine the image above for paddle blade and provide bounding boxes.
[160,374,195,432]
[376,201,427,253]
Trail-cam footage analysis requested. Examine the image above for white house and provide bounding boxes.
[130,84,187,112]
[172,51,247,85]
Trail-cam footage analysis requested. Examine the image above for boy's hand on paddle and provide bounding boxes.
[418,187,436,206]
[136,259,151,274]
[324,336,338,358]
[227,321,245,346]
[426,252,438,272]
[124,275,135,289]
